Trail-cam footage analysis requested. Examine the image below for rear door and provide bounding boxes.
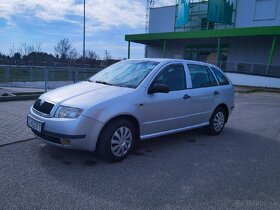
[184,64,220,124]
[210,66,234,109]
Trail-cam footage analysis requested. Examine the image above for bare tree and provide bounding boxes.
[20,43,28,56]
[69,48,79,60]
[20,42,37,56]
[35,42,42,52]
[8,43,15,57]
[86,50,99,60]
[54,38,77,61]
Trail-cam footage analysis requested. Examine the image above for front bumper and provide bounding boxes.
[28,107,104,151]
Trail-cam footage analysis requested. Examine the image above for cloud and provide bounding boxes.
[155,0,177,7]
[0,0,146,32]
[0,0,173,57]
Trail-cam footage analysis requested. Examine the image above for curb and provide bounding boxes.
[0,137,37,147]
[0,94,40,102]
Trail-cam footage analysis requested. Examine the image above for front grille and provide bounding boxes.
[32,129,61,144]
[33,99,54,115]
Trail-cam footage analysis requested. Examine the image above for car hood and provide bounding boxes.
[40,81,134,109]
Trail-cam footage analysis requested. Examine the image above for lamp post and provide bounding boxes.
[83,0,86,67]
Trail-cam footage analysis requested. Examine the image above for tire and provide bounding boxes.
[208,107,226,136]
[97,119,136,162]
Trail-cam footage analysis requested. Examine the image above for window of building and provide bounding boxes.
[152,64,186,91]
[254,0,278,20]
[211,67,229,86]
[185,45,229,63]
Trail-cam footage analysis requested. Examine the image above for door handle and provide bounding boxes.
[213,91,220,96]
[183,94,191,100]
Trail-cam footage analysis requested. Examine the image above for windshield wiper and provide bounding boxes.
[95,80,115,86]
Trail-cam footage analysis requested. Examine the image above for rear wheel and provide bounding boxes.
[208,107,226,135]
[97,119,135,162]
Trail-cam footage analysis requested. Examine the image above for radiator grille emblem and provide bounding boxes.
[40,99,45,106]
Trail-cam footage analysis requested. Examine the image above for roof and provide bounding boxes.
[127,58,216,66]
[125,26,280,44]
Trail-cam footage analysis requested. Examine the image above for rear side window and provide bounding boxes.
[211,67,229,85]
[207,68,218,86]
[152,64,186,91]
[188,64,217,88]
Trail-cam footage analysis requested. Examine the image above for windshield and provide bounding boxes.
[89,60,159,88]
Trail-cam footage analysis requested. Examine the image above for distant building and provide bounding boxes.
[126,0,280,77]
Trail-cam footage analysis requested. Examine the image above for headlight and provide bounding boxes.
[55,106,83,119]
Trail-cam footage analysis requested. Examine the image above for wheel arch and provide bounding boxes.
[96,114,140,148]
[215,103,229,123]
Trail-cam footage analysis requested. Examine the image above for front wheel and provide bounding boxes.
[97,119,136,162]
[208,107,226,135]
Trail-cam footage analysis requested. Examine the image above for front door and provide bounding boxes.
[141,64,193,136]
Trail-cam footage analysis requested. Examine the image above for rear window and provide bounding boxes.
[211,67,229,86]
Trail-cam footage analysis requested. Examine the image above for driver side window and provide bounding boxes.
[152,64,186,91]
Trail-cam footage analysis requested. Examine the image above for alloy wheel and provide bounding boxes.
[213,111,225,132]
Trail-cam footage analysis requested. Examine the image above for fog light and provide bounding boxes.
[60,139,71,145]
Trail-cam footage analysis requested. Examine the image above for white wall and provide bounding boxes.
[148,0,280,33]
[149,6,176,33]
[235,0,280,28]
[226,73,280,88]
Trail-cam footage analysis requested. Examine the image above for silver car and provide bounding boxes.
[27,59,234,162]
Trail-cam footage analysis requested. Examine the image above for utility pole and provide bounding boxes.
[83,0,86,67]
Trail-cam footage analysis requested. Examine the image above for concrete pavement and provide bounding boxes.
[0,93,280,209]
[0,100,35,145]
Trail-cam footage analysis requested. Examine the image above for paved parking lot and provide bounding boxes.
[0,92,280,209]
[0,100,34,145]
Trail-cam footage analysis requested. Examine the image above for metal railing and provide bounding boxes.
[0,61,279,91]
[206,61,280,78]
[0,65,102,91]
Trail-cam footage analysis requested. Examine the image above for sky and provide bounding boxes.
[0,0,176,59]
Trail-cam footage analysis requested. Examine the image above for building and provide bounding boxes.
[125,0,280,78]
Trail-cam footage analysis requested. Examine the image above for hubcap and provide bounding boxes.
[111,126,132,157]
[213,111,225,132]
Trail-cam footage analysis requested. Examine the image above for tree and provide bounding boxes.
[69,48,78,60]
[13,52,21,60]
[54,38,78,61]
[86,50,99,60]
[35,42,42,52]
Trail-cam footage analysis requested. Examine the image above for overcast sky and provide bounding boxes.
[0,0,176,59]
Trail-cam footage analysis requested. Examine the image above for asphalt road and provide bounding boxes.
[1,92,280,210]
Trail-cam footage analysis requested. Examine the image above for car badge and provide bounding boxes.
[40,99,45,106]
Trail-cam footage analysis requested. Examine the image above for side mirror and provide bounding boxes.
[148,83,170,94]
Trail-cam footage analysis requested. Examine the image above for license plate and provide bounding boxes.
[27,116,43,133]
